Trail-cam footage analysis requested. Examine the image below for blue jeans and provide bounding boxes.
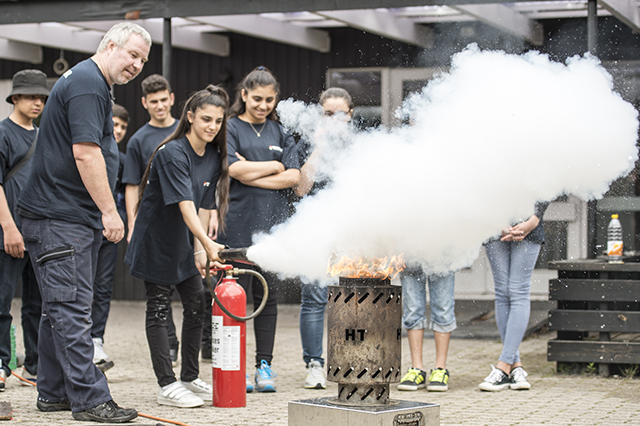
[401,265,456,333]
[299,282,328,367]
[22,218,112,411]
[485,239,541,365]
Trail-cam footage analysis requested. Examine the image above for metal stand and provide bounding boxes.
[289,398,440,426]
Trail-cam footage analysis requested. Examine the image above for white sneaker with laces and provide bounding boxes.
[478,365,511,392]
[304,360,327,389]
[92,337,109,363]
[510,367,531,390]
[181,378,213,402]
[157,381,204,408]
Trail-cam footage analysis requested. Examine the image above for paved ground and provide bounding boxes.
[3,299,640,425]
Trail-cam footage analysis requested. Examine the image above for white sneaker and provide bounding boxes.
[19,367,37,387]
[510,367,531,390]
[92,338,109,363]
[181,378,212,402]
[478,365,511,392]
[157,381,203,408]
[304,360,327,389]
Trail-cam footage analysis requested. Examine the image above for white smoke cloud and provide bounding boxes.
[248,44,639,283]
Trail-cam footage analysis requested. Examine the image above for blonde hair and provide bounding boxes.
[97,22,152,53]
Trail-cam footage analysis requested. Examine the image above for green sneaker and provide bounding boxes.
[427,368,449,392]
[397,368,427,391]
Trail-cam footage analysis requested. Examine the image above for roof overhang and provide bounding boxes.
[0,0,637,63]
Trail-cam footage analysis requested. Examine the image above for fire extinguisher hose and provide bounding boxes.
[206,262,269,322]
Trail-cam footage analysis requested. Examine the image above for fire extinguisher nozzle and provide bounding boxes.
[219,247,249,262]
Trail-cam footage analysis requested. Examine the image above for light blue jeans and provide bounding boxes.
[485,239,541,365]
[401,265,456,333]
[299,282,328,367]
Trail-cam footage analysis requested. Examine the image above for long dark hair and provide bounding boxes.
[137,84,230,232]
[229,66,280,122]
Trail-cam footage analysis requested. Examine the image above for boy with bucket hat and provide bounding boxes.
[0,69,49,390]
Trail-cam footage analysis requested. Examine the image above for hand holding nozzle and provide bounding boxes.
[196,240,226,278]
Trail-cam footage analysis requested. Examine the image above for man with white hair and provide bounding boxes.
[17,22,151,423]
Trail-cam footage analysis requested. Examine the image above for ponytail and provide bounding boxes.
[137,84,230,231]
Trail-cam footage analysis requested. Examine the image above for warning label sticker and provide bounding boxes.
[211,316,241,371]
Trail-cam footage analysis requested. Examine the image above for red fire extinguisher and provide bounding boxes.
[208,264,268,408]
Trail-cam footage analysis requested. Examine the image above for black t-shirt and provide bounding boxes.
[17,59,118,229]
[0,118,37,248]
[115,150,126,212]
[217,117,300,248]
[115,151,126,196]
[122,121,178,186]
[124,136,220,285]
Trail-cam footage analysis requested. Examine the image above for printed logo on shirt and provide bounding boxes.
[63,69,73,79]
[203,181,210,187]
[268,145,283,153]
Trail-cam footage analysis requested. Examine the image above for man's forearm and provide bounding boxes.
[73,142,117,215]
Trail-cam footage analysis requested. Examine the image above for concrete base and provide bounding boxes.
[289,397,439,426]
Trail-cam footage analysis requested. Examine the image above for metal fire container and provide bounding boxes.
[289,275,440,426]
[327,277,402,405]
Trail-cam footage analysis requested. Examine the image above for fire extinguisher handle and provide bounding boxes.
[205,261,269,322]
[233,268,269,321]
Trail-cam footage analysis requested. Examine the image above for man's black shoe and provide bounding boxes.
[37,398,71,412]
[71,400,137,423]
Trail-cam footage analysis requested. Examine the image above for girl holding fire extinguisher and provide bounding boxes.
[125,85,229,408]
[217,66,301,393]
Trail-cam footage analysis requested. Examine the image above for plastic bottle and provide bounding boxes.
[9,325,16,370]
[607,214,623,263]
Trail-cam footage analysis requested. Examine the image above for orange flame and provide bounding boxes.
[327,255,405,279]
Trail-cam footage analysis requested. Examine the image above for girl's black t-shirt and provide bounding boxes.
[125,136,220,285]
[218,117,300,248]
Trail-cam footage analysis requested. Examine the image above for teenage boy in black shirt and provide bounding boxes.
[0,69,49,391]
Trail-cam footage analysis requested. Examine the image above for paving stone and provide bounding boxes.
[5,299,640,425]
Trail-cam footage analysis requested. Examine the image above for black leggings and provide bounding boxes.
[145,275,206,387]
[232,262,279,368]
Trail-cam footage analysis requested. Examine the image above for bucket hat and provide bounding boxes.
[6,69,50,104]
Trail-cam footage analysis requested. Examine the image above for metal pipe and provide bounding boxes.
[587,0,597,55]
[163,17,172,85]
